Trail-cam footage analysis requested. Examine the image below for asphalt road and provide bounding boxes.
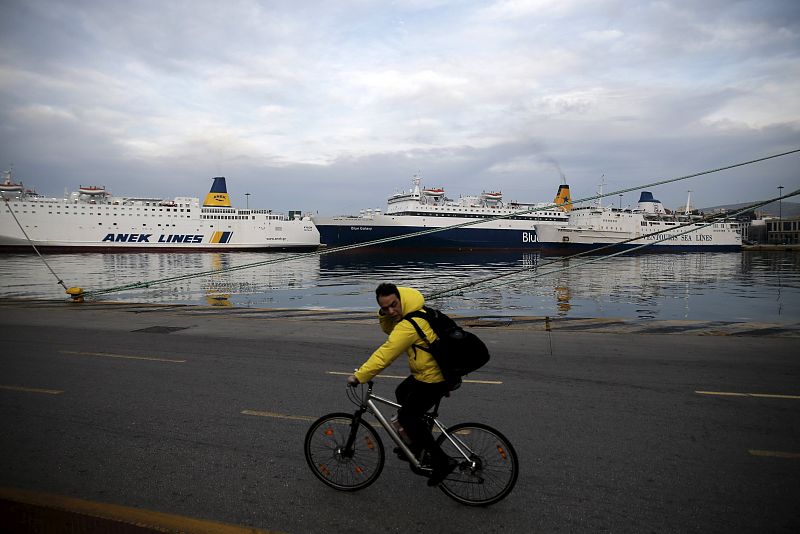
[0,301,798,533]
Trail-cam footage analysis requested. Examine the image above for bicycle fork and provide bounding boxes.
[340,405,368,460]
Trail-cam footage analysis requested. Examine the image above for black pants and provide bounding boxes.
[395,375,451,465]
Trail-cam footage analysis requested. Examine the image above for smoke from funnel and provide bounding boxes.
[541,156,566,183]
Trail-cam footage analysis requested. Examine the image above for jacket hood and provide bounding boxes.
[397,286,425,316]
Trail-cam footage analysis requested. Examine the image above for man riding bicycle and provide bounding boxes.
[347,283,458,487]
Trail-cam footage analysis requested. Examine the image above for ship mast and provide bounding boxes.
[596,174,605,208]
[411,173,422,197]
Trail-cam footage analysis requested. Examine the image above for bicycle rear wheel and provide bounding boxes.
[436,422,518,506]
[304,412,385,491]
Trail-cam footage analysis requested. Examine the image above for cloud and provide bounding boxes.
[0,0,798,214]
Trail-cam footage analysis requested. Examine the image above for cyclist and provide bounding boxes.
[347,283,458,487]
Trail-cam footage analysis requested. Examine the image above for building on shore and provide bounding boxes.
[747,217,800,245]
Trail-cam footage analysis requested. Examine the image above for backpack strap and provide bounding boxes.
[403,310,432,353]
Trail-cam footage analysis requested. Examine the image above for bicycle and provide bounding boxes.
[303,380,519,506]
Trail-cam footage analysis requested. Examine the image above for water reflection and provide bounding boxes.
[0,250,797,323]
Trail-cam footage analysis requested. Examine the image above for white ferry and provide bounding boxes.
[312,175,572,250]
[535,191,742,253]
[0,171,320,252]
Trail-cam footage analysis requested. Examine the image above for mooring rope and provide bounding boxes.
[58,148,799,300]
[3,197,70,292]
[425,188,800,301]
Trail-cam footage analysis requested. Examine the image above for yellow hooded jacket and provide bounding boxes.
[353,286,445,384]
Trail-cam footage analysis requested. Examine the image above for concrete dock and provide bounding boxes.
[1,300,798,533]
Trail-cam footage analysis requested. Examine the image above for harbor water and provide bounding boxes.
[0,250,798,324]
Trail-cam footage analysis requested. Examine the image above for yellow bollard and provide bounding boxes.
[66,287,85,303]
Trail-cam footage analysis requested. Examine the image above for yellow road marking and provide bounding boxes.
[60,350,186,363]
[0,385,63,395]
[241,410,315,421]
[748,449,800,459]
[695,390,800,400]
[326,371,502,385]
[0,486,283,534]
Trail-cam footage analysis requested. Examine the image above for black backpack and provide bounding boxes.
[403,306,490,386]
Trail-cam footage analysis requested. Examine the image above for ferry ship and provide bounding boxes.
[0,171,320,252]
[535,191,742,253]
[312,175,572,250]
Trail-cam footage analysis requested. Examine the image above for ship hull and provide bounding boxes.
[1,196,319,253]
[535,212,742,254]
[0,223,319,252]
[0,242,320,253]
[538,241,742,254]
[315,218,544,250]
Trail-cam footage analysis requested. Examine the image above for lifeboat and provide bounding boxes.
[79,185,107,196]
[422,188,445,197]
[159,201,177,207]
[481,191,503,205]
[0,182,23,192]
[0,169,23,192]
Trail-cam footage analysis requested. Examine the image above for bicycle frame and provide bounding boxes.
[346,381,475,471]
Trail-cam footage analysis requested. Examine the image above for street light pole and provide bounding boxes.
[778,185,783,243]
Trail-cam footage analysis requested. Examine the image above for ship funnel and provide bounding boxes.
[637,191,666,215]
[203,177,232,207]
[554,184,572,211]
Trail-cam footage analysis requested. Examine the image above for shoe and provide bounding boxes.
[427,458,458,487]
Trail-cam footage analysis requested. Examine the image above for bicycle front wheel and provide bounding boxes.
[436,422,519,506]
[304,412,385,491]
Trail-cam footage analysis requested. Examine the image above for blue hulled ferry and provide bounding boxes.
[312,175,571,250]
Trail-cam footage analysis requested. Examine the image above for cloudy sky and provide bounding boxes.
[1,0,798,214]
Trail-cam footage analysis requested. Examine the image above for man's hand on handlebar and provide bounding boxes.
[346,374,360,387]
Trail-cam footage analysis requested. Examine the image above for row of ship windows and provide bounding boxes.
[6,204,192,212]
[200,215,288,220]
[395,211,565,221]
[20,223,235,228]
[641,221,738,228]
[6,210,192,217]
[4,209,283,221]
